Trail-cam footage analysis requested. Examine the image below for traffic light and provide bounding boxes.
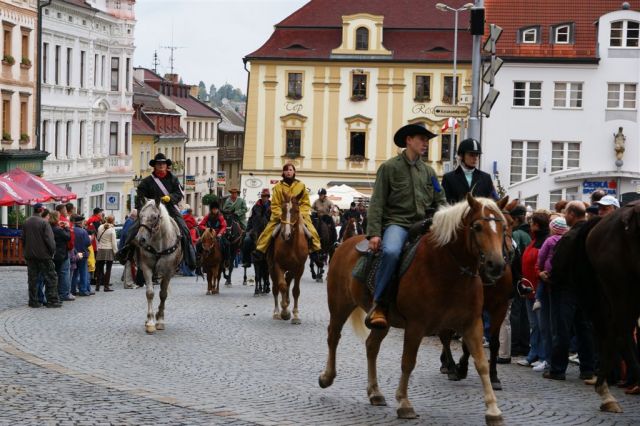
[480,24,503,117]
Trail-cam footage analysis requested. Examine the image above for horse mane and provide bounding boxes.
[429,197,505,247]
[142,199,174,235]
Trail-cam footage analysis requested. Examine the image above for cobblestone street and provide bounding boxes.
[0,265,638,425]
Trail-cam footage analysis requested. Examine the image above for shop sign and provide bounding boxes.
[217,171,226,185]
[582,180,616,195]
[91,183,104,193]
[185,175,196,191]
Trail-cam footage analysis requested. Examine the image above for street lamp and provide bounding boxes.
[436,2,474,170]
[132,175,143,188]
[131,175,143,211]
[207,177,215,194]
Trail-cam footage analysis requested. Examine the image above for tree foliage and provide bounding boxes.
[205,83,246,106]
[197,81,208,101]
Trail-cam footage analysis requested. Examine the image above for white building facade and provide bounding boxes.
[41,0,135,221]
[483,5,640,210]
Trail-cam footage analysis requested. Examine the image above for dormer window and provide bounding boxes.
[611,20,640,47]
[521,27,538,44]
[356,27,369,50]
[554,24,571,44]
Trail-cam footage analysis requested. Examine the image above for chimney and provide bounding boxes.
[164,73,179,84]
[189,86,199,97]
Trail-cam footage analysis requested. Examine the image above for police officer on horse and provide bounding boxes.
[116,153,197,270]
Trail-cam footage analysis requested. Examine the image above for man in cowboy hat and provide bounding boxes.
[223,187,248,230]
[116,153,197,270]
[366,123,447,329]
[441,138,498,204]
[242,188,272,267]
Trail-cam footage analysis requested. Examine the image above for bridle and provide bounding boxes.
[137,205,180,260]
[280,199,300,240]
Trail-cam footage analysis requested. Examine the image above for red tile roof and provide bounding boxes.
[169,95,221,119]
[246,0,473,62]
[132,115,158,136]
[485,0,640,61]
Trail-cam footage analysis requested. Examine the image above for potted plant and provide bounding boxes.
[2,132,12,143]
[350,94,366,102]
[2,54,15,66]
[20,57,31,67]
[19,133,30,143]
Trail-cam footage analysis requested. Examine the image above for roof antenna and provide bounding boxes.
[161,23,185,75]
[152,50,159,74]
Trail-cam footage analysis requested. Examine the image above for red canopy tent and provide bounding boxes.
[1,168,76,203]
[0,176,48,206]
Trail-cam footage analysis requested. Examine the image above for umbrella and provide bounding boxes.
[0,176,46,206]
[2,168,76,202]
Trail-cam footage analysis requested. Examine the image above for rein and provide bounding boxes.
[138,205,180,261]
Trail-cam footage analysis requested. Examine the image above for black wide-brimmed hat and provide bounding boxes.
[149,153,172,167]
[393,124,437,147]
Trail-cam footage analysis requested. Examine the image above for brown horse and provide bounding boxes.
[440,198,515,390]
[341,216,361,242]
[268,191,308,324]
[319,194,507,421]
[199,228,223,295]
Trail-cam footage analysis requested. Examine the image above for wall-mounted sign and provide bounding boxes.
[245,177,262,188]
[185,175,196,191]
[217,171,226,185]
[91,182,104,193]
[105,192,119,210]
[582,180,617,195]
[285,102,303,113]
[433,105,470,118]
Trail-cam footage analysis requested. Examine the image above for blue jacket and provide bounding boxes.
[73,225,91,258]
[119,217,135,250]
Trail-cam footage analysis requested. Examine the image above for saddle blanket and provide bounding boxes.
[352,239,421,294]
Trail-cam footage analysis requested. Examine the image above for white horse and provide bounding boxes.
[135,199,183,334]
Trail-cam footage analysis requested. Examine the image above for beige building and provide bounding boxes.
[241,0,473,207]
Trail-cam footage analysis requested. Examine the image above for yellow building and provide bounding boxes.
[241,0,473,207]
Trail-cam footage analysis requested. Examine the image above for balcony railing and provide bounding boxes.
[219,146,243,162]
[107,155,132,173]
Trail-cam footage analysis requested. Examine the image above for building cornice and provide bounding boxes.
[554,170,640,182]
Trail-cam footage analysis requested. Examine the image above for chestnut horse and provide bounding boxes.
[319,195,507,421]
[268,191,308,324]
[440,198,515,390]
[199,228,223,295]
[341,216,362,242]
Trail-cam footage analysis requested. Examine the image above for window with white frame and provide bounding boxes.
[554,82,583,108]
[551,141,580,172]
[554,24,571,44]
[549,186,579,210]
[521,28,538,44]
[524,195,538,210]
[513,81,542,107]
[510,140,539,184]
[610,20,640,47]
[607,83,637,109]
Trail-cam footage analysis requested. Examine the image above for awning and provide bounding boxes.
[1,168,76,202]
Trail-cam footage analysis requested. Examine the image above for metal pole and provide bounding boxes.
[468,0,484,142]
[450,9,458,168]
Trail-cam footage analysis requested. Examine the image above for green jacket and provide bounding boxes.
[223,196,248,228]
[366,152,447,237]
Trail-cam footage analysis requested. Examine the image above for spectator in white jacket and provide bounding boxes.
[95,215,118,292]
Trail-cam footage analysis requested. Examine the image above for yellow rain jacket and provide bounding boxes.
[255,179,321,253]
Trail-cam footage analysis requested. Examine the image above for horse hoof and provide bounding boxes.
[156,323,165,331]
[315,278,323,283]
[397,407,418,419]
[281,312,291,321]
[206,291,212,295]
[369,395,387,406]
[447,372,461,381]
[318,374,334,389]
[440,366,450,374]
[491,380,502,391]
[600,401,623,413]
[291,318,301,325]
[273,313,281,320]
[485,413,504,425]
[145,325,156,334]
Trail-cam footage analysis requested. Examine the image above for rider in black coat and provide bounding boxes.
[116,153,197,269]
[441,138,498,204]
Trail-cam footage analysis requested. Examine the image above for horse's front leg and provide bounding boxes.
[291,271,302,325]
[155,277,169,331]
[270,264,285,319]
[438,331,459,379]
[462,317,502,422]
[279,270,292,321]
[243,265,248,286]
[143,264,156,334]
[395,322,423,419]
[367,327,389,406]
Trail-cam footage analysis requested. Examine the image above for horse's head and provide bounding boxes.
[464,193,509,281]
[200,228,217,253]
[280,191,302,241]
[138,199,163,239]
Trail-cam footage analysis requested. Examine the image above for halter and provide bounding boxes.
[137,204,180,261]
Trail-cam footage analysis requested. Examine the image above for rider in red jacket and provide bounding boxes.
[198,202,227,236]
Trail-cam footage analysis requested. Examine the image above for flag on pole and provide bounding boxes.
[441,117,459,133]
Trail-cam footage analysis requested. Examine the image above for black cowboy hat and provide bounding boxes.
[393,124,437,148]
[149,153,172,167]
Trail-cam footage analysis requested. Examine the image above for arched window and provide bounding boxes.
[611,20,640,47]
[356,27,369,50]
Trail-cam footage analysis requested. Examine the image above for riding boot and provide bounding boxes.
[365,302,388,330]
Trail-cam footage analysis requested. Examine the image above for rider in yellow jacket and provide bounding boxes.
[255,163,321,254]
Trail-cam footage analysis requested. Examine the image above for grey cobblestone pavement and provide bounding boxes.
[0,265,638,425]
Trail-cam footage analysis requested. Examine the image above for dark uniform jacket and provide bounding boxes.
[441,166,497,204]
[22,214,55,260]
[135,172,183,217]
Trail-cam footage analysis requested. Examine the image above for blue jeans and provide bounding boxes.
[72,258,89,295]
[538,289,552,363]
[525,298,541,363]
[373,225,408,302]
[535,280,545,300]
[55,257,71,300]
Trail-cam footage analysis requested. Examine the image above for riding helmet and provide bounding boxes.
[457,138,482,156]
[318,188,327,195]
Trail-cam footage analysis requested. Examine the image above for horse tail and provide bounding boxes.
[348,307,369,341]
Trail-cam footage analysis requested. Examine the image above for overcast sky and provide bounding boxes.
[133,0,308,93]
